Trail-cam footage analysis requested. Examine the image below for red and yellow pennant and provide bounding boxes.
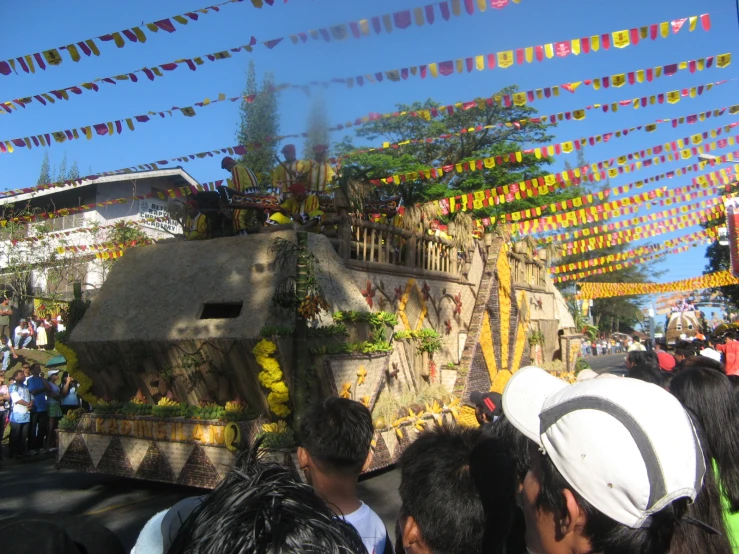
[575,270,739,299]
[55,238,155,255]
[0,0,264,77]
[552,228,718,274]
[553,243,699,283]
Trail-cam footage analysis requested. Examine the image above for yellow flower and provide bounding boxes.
[270,403,291,418]
[252,339,277,358]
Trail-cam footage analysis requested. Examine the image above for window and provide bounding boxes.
[200,302,243,319]
[688,323,694,330]
[676,323,682,330]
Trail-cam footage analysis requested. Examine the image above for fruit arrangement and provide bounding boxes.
[297,292,331,320]
[223,400,254,422]
[92,400,124,415]
[257,420,296,449]
[188,402,226,421]
[59,408,85,431]
[151,397,187,418]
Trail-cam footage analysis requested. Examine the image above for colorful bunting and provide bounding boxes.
[0,0,268,77]
[575,271,739,299]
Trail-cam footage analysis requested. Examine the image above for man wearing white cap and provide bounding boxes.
[503,366,709,554]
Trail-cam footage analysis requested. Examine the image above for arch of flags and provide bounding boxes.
[1,0,737,297]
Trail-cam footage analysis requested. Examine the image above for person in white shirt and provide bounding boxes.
[8,369,33,458]
[13,319,33,349]
[627,335,646,352]
[298,398,390,554]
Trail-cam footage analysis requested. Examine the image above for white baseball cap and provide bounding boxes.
[503,366,705,529]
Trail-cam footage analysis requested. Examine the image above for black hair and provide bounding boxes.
[632,335,640,342]
[728,375,739,403]
[299,397,373,476]
[670,369,739,513]
[12,369,23,380]
[626,366,668,389]
[680,356,725,374]
[168,441,365,554]
[674,348,692,360]
[534,446,693,554]
[398,425,515,554]
[627,351,659,371]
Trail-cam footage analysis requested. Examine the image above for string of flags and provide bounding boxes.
[0,0,278,77]
[507,156,739,232]
[575,271,739,300]
[424,121,739,216]
[8,221,145,245]
[559,203,725,254]
[552,227,719,274]
[546,195,729,243]
[55,238,155,255]
[553,243,700,283]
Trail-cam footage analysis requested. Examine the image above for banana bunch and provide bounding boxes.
[258,425,296,449]
[122,401,153,416]
[189,403,225,421]
[92,401,123,415]
[297,293,331,320]
[157,398,179,407]
[129,396,147,405]
[59,408,85,431]
[152,398,185,418]
[225,401,246,413]
[261,420,289,435]
[224,400,253,422]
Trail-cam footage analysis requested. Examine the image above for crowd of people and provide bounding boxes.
[1,362,80,460]
[580,337,628,356]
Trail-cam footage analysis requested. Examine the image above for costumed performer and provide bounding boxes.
[428,220,452,240]
[306,144,336,193]
[221,157,260,235]
[184,200,207,240]
[271,144,308,193]
[269,183,323,226]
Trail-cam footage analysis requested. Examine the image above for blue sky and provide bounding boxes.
[0,0,738,286]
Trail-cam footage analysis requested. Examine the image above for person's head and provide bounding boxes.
[632,335,640,344]
[313,144,327,162]
[625,350,658,371]
[503,366,706,554]
[396,425,518,554]
[670,368,739,513]
[13,369,25,384]
[168,442,365,554]
[1,296,9,305]
[220,156,237,172]
[282,143,296,162]
[30,363,41,377]
[48,370,59,384]
[626,366,668,389]
[19,320,27,328]
[22,363,31,377]
[298,397,374,483]
[469,391,503,425]
[654,340,666,352]
[0,370,5,384]
[674,348,690,364]
[289,182,307,201]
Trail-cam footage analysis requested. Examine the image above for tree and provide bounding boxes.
[56,153,68,183]
[37,151,51,185]
[303,95,330,158]
[237,61,280,186]
[68,161,81,180]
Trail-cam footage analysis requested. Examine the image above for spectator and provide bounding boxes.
[671,368,739,550]
[35,316,49,351]
[26,363,49,454]
[628,335,646,352]
[396,426,517,554]
[45,370,62,452]
[8,369,33,458]
[0,295,12,339]
[717,331,739,376]
[162,443,366,554]
[654,340,676,371]
[625,350,659,372]
[0,370,8,460]
[298,398,389,554]
[674,348,692,372]
[60,371,80,415]
[0,333,18,372]
[503,366,708,554]
[700,340,723,364]
[627,366,669,389]
[13,319,33,350]
[469,391,503,427]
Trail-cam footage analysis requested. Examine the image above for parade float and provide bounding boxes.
[55,182,578,488]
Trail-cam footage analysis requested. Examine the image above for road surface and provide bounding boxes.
[585,353,627,375]
[0,453,401,551]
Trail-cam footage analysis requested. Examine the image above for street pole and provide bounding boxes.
[648,306,656,349]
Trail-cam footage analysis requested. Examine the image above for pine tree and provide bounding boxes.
[236,61,280,187]
[303,95,330,159]
[37,151,51,185]
[56,152,68,182]
[68,161,81,180]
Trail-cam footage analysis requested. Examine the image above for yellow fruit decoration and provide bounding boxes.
[360,396,370,408]
[224,422,241,452]
[356,366,367,386]
[340,383,352,399]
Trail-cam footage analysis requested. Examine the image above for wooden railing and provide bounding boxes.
[337,217,459,276]
[509,252,546,288]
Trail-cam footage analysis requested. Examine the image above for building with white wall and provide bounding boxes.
[0,168,200,301]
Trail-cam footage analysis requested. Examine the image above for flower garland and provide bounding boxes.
[253,339,291,418]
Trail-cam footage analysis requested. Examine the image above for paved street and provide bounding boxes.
[0,454,400,551]
[585,352,627,375]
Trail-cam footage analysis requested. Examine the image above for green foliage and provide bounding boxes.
[188,404,226,421]
[92,401,124,415]
[237,61,280,186]
[151,402,188,418]
[257,427,296,449]
[310,340,393,356]
[575,356,591,374]
[528,330,545,346]
[58,408,86,431]
[260,323,349,339]
[121,402,153,416]
[260,325,294,338]
[38,151,51,185]
[394,329,443,354]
